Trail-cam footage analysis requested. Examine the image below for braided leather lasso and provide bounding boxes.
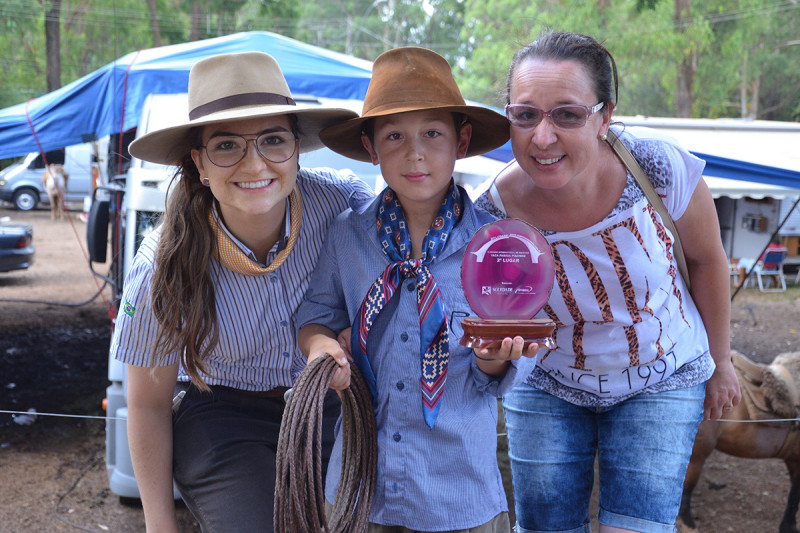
[275,354,377,532]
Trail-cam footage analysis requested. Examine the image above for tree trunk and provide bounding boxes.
[674,0,694,117]
[44,0,62,92]
[145,0,162,47]
[190,3,203,41]
[749,74,760,119]
[740,52,748,118]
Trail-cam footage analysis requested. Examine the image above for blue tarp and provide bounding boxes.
[0,31,373,160]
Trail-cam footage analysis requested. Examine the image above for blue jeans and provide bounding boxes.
[503,383,705,533]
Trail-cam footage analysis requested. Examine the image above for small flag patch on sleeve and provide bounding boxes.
[123,300,136,317]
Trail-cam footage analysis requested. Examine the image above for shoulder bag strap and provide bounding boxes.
[605,129,691,291]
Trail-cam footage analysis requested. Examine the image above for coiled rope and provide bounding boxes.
[275,354,377,533]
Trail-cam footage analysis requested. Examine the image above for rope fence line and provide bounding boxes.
[4,408,800,428]
[0,409,124,422]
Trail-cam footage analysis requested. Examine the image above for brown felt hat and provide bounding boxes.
[319,47,509,162]
[129,51,359,165]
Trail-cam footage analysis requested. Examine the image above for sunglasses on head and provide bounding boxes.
[505,102,605,130]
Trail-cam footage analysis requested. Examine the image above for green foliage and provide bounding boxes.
[1,0,799,121]
[457,0,800,120]
[0,0,300,109]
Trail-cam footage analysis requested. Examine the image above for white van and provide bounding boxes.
[0,142,105,210]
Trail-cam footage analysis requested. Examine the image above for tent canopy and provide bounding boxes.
[0,31,373,160]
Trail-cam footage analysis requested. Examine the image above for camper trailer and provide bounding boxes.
[614,116,800,264]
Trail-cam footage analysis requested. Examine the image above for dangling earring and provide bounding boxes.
[599,133,608,141]
[202,177,210,186]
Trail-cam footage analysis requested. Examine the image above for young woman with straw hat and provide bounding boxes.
[109,51,372,533]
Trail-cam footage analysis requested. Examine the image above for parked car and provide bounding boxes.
[0,219,35,273]
[0,141,104,211]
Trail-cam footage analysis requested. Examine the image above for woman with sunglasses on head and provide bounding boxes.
[109,52,372,533]
[475,31,740,533]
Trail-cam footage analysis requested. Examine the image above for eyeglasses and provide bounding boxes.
[505,102,605,130]
[200,131,298,167]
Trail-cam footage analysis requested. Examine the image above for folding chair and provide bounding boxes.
[754,247,788,292]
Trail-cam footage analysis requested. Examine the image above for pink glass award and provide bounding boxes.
[460,218,556,350]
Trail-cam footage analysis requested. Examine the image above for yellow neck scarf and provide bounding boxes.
[209,187,303,276]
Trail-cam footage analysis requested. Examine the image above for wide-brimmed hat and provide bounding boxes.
[320,47,509,162]
[129,51,359,165]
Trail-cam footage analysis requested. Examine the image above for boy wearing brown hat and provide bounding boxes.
[297,47,538,532]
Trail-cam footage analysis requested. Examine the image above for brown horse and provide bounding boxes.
[679,350,800,533]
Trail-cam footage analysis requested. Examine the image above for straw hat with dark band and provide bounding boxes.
[129,51,359,166]
[319,47,509,163]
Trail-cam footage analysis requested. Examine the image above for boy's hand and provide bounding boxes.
[472,336,538,377]
[474,336,539,361]
[337,327,352,356]
[308,336,352,391]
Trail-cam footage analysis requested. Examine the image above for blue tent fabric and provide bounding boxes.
[483,144,800,190]
[692,152,800,190]
[0,31,373,160]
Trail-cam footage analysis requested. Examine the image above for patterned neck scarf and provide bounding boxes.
[208,186,303,276]
[352,183,463,429]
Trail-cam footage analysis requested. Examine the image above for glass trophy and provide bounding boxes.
[460,218,556,350]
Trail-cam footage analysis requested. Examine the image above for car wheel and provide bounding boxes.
[12,188,40,211]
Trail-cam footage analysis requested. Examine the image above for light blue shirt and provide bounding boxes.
[297,186,536,530]
[111,167,373,391]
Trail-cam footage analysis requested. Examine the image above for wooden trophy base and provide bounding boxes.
[459,317,556,350]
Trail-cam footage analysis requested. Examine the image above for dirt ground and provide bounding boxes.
[1,205,799,533]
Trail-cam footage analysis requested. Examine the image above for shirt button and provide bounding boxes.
[282,352,289,358]
[396,381,404,390]
[270,276,279,284]
[393,433,401,442]
[280,320,288,327]
[400,333,408,342]
[406,282,415,291]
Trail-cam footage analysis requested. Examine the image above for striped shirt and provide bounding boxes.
[111,167,373,391]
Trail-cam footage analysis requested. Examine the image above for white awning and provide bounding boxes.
[704,176,800,200]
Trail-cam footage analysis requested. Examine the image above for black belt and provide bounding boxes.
[217,385,289,398]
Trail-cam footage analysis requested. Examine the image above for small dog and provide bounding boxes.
[42,164,69,220]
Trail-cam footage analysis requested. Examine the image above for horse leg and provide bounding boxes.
[54,191,64,220]
[679,462,701,531]
[779,459,800,533]
[679,422,718,531]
